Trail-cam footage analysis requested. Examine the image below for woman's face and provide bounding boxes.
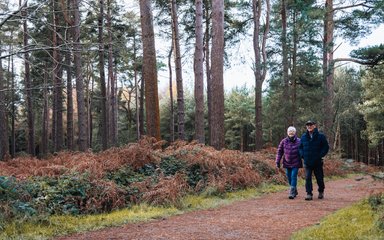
[287,130,295,137]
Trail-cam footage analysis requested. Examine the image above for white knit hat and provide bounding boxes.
[287,126,296,135]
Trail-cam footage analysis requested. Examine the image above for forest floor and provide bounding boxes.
[56,175,384,240]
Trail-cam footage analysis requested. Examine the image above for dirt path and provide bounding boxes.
[57,175,384,240]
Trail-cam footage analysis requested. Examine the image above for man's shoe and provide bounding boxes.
[294,189,298,197]
[318,192,324,199]
[305,194,313,201]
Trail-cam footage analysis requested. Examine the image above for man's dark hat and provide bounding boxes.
[305,120,316,125]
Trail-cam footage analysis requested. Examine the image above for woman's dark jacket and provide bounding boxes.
[299,128,329,167]
[276,135,302,168]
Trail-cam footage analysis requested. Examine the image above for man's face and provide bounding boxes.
[306,123,316,132]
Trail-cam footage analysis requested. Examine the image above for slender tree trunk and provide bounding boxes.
[98,0,108,150]
[139,76,145,136]
[168,44,175,142]
[252,0,270,151]
[107,0,117,146]
[66,38,74,150]
[323,0,335,149]
[133,34,140,140]
[194,0,205,144]
[204,0,211,145]
[22,3,35,156]
[72,0,88,151]
[281,0,290,125]
[139,0,161,139]
[291,11,298,127]
[170,0,185,140]
[52,0,64,152]
[10,44,16,158]
[0,48,10,160]
[86,63,94,148]
[210,0,225,150]
[42,67,49,156]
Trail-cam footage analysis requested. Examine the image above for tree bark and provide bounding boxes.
[210,0,225,150]
[133,33,141,141]
[0,48,10,160]
[168,44,175,142]
[204,0,211,145]
[139,0,161,140]
[42,65,49,156]
[52,0,64,152]
[98,0,108,150]
[194,0,205,144]
[10,44,16,158]
[281,0,290,125]
[323,0,335,149]
[107,0,117,146]
[72,0,89,151]
[253,0,270,151]
[170,0,185,140]
[22,3,35,156]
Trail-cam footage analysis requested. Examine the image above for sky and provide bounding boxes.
[218,24,384,91]
[3,0,384,92]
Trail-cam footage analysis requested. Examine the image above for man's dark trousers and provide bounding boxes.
[305,163,325,195]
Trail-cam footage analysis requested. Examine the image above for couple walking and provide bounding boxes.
[275,120,329,200]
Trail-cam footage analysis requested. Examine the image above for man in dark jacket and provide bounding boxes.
[299,120,329,201]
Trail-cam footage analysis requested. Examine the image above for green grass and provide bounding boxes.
[291,200,384,240]
[0,204,181,240]
[0,183,286,240]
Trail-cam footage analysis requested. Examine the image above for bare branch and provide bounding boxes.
[0,0,27,29]
[332,1,374,12]
[334,57,380,66]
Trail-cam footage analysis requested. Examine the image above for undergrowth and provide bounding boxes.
[0,137,378,239]
[0,183,286,239]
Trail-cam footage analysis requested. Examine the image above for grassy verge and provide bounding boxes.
[0,183,287,240]
[291,198,384,240]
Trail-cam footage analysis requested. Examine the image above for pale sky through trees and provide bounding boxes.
[3,0,383,92]
[219,24,384,91]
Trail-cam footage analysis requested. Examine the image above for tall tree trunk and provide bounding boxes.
[291,11,298,127]
[139,0,161,140]
[194,0,205,144]
[98,0,108,150]
[107,0,117,146]
[168,44,175,142]
[52,0,64,152]
[252,0,270,151]
[139,75,145,136]
[86,62,94,148]
[63,0,74,151]
[66,36,74,150]
[22,3,35,156]
[204,0,211,145]
[10,44,16,158]
[323,0,335,148]
[72,0,88,151]
[281,0,290,126]
[42,67,49,156]
[0,48,10,160]
[210,0,224,150]
[133,34,141,140]
[170,0,185,140]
